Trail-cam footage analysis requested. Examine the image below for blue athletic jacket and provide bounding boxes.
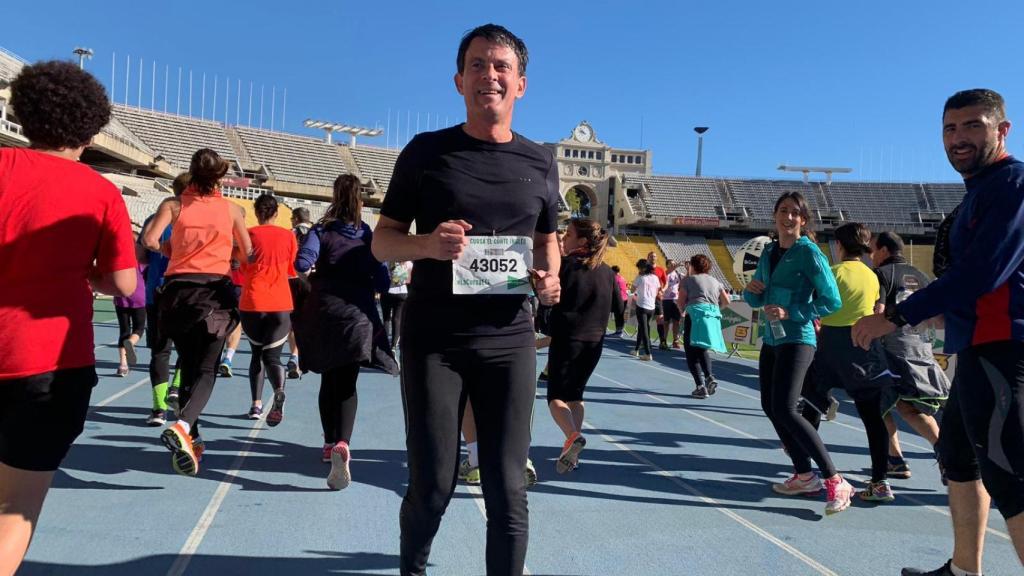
[743,235,841,347]
[898,156,1024,354]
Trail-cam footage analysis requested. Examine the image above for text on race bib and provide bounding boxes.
[453,236,533,295]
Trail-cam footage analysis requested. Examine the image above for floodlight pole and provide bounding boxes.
[694,126,709,176]
[73,47,94,70]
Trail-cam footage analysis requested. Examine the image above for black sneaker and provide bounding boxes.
[659,342,670,351]
[887,456,912,479]
[286,360,301,379]
[705,377,718,396]
[901,559,957,575]
[692,385,709,399]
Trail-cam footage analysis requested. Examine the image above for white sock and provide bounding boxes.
[174,420,191,435]
[949,562,981,576]
[224,348,236,362]
[467,441,479,468]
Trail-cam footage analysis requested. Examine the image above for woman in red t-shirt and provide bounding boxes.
[0,61,137,575]
[240,194,297,425]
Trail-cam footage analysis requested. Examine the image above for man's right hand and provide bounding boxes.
[745,279,766,295]
[426,220,472,261]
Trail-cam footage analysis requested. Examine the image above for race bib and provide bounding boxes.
[453,236,533,295]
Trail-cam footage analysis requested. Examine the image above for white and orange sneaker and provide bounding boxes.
[161,421,199,477]
[824,475,855,515]
[772,472,823,496]
[327,441,351,490]
[556,432,587,474]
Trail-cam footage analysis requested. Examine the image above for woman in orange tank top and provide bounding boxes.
[142,148,252,477]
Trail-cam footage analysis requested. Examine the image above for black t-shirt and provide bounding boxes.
[875,256,932,308]
[549,256,617,342]
[381,125,560,348]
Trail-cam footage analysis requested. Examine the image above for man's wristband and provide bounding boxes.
[884,306,909,328]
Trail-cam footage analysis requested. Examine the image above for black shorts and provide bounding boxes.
[546,337,603,403]
[654,299,664,317]
[662,300,682,322]
[813,325,892,402]
[0,366,97,471]
[938,340,1024,519]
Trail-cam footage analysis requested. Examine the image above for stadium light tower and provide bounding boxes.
[303,119,383,146]
[777,164,852,184]
[73,47,94,69]
[694,126,709,177]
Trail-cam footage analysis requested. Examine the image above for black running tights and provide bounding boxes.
[635,307,654,356]
[683,315,712,386]
[759,343,838,478]
[319,363,360,445]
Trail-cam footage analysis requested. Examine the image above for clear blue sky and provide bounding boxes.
[7,0,1024,182]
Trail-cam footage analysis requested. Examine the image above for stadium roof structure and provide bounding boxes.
[303,119,382,146]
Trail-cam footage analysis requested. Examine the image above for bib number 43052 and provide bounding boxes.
[453,236,533,295]
[468,258,518,273]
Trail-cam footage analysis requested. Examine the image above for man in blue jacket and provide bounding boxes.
[854,89,1024,575]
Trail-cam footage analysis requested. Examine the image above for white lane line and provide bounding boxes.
[166,420,263,576]
[92,377,151,409]
[95,338,119,352]
[586,373,838,575]
[592,371,1012,542]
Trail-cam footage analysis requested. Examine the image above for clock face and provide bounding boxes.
[577,165,589,177]
[573,124,593,142]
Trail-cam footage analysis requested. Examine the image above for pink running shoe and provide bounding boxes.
[824,475,855,515]
[321,444,332,463]
[772,472,823,496]
[327,441,351,490]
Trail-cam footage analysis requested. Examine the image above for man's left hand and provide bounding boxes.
[852,313,896,350]
[531,269,561,306]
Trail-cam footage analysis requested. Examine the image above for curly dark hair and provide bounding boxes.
[10,60,111,150]
[690,254,712,274]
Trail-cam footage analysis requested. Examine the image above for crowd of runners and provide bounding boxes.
[0,23,1022,576]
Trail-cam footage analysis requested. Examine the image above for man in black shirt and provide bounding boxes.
[372,24,561,576]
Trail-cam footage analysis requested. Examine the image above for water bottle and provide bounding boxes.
[769,319,786,339]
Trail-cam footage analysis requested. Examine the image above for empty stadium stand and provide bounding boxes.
[655,233,731,287]
[624,175,722,218]
[234,126,349,187]
[825,182,925,227]
[923,183,966,214]
[726,179,819,223]
[603,235,666,285]
[111,105,239,172]
[350,145,401,193]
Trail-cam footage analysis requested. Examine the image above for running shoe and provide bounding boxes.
[192,437,205,463]
[706,376,718,396]
[327,441,351,490]
[123,340,137,366]
[266,390,286,427]
[165,386,180,413]
[772,472,823,496]
[556,432,587,474]
[672,339,682,349]
[659,342,670,351]
[146,410,166,427]
[824,475,855,515]
[247,405,263,420]
[161,422,199,477]
[537,368,549,382]
[630,350,640,358]
[824,395,840,421]
[859,480,895,503]
[901,560,956,576]
[116,364,129,377]
[459,459,481,485]
[887,456,912,479]
[218,358,233,378]
[525,458,538,488]
[640,354,653,361]
[691,385,709,399]
[322,443,333,463]
[286,359,301,379]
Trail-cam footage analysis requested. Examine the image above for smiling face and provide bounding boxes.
[774,198,806,240]
[455,37,526,128]
[943,104,1011,177]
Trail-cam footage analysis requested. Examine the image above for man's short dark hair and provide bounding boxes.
[292,207,311,223]
[10,60,111,150]
[874,231,904,255]
[457,24,528,77]
[944,89,1006,123]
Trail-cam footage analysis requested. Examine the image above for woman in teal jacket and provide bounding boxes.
[743,191,855,516]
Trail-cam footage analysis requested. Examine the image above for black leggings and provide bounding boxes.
[116,306,147,349]
[759,344,838,478]
[147,304,174,386]
[683,315,712,386]
[241,311,290,403]
[399,344,535,576]
[319,363,360,444]
[635,307,654,355]
[381,293,407,349]
[612,297,625,332]
[173,323,230,436]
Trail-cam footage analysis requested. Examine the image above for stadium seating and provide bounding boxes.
[0,47,25,82]
[604,235,666,283]
[350,146,401,193]
[101,115,157,156]
[624,175,721,218]
[111,105,239,172]
[726,179,819,223]
[706,239,743,291]
[825,182,924,226]
[234,127,349,187]
[923,183,966,214]
[655,233,731,287]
